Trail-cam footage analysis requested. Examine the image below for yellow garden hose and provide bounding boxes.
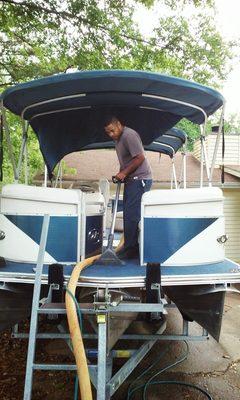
[66,254,99,400]
[116,234,124,253]
[65,236,124,399]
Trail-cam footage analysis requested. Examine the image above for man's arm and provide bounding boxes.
[116,153,145,181]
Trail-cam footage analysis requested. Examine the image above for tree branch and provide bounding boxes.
[0,0,154,46]
[0,60,17,81]
[1,0,95,27]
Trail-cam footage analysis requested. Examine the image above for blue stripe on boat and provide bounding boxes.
[143,217,217,263]
[6,215,78,262]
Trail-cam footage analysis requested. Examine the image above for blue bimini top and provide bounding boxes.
[0,70,224,175]
[81,127,187,158]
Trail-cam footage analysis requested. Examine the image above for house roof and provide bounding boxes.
[61,150,240,187]
[224,165,240,179]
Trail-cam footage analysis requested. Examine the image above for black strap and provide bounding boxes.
[48,263,64,303]
[146,263,161,304]
[221,119,225,184]
[0,115,3,181]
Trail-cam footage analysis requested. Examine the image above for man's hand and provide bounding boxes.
[115,154,145,182]
[115,171,127,182]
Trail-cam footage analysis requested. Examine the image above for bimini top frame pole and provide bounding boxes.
[20,91,209,126]
[17,119,29,185]
[171,158,178,189]
[210,103,226,182]
[21,93,87,120]
[200,126,211,186]
[1,101,31,184]
[143,94,209,189]
[0,101,18,181]
[142,93,208,125]
[176,146,187,189]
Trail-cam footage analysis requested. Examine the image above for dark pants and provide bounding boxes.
[123,179,152,251]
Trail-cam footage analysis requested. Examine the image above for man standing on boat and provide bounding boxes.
[104,115,152,260]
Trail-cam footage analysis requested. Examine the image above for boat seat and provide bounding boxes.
[140,187,225,266]
[0,183,81,215]
[0,183,104,215]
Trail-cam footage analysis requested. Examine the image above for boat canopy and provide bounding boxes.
[0,70,224,174]
[82,127,186,158]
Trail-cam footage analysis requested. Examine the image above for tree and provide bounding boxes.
[0,0,236,183]
[0,0,154,86]
[0,0,234,86]
[223,113,240,134]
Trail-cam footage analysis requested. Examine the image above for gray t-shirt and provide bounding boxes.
[115,126,152,180]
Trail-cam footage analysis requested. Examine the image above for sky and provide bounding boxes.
[135,0,240,117]
[216,0,240,116]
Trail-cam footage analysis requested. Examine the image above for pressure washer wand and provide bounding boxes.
[93,176,124,265]
[107,177,121,250]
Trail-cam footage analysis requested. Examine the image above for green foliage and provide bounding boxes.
[26,129,44,182]
[1,113,43,184]
[177,114,240,152]
[2,113,22,184]
[0,0,236,183]
[164,0,215,9]
[0,0,234,86]
[176,119,200,150]
[223,114,240,134]
[177,117,218,151]
[136,13,233,86]
[52,161,77,178]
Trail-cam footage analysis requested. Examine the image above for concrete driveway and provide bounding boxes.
[112,292,240,400]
